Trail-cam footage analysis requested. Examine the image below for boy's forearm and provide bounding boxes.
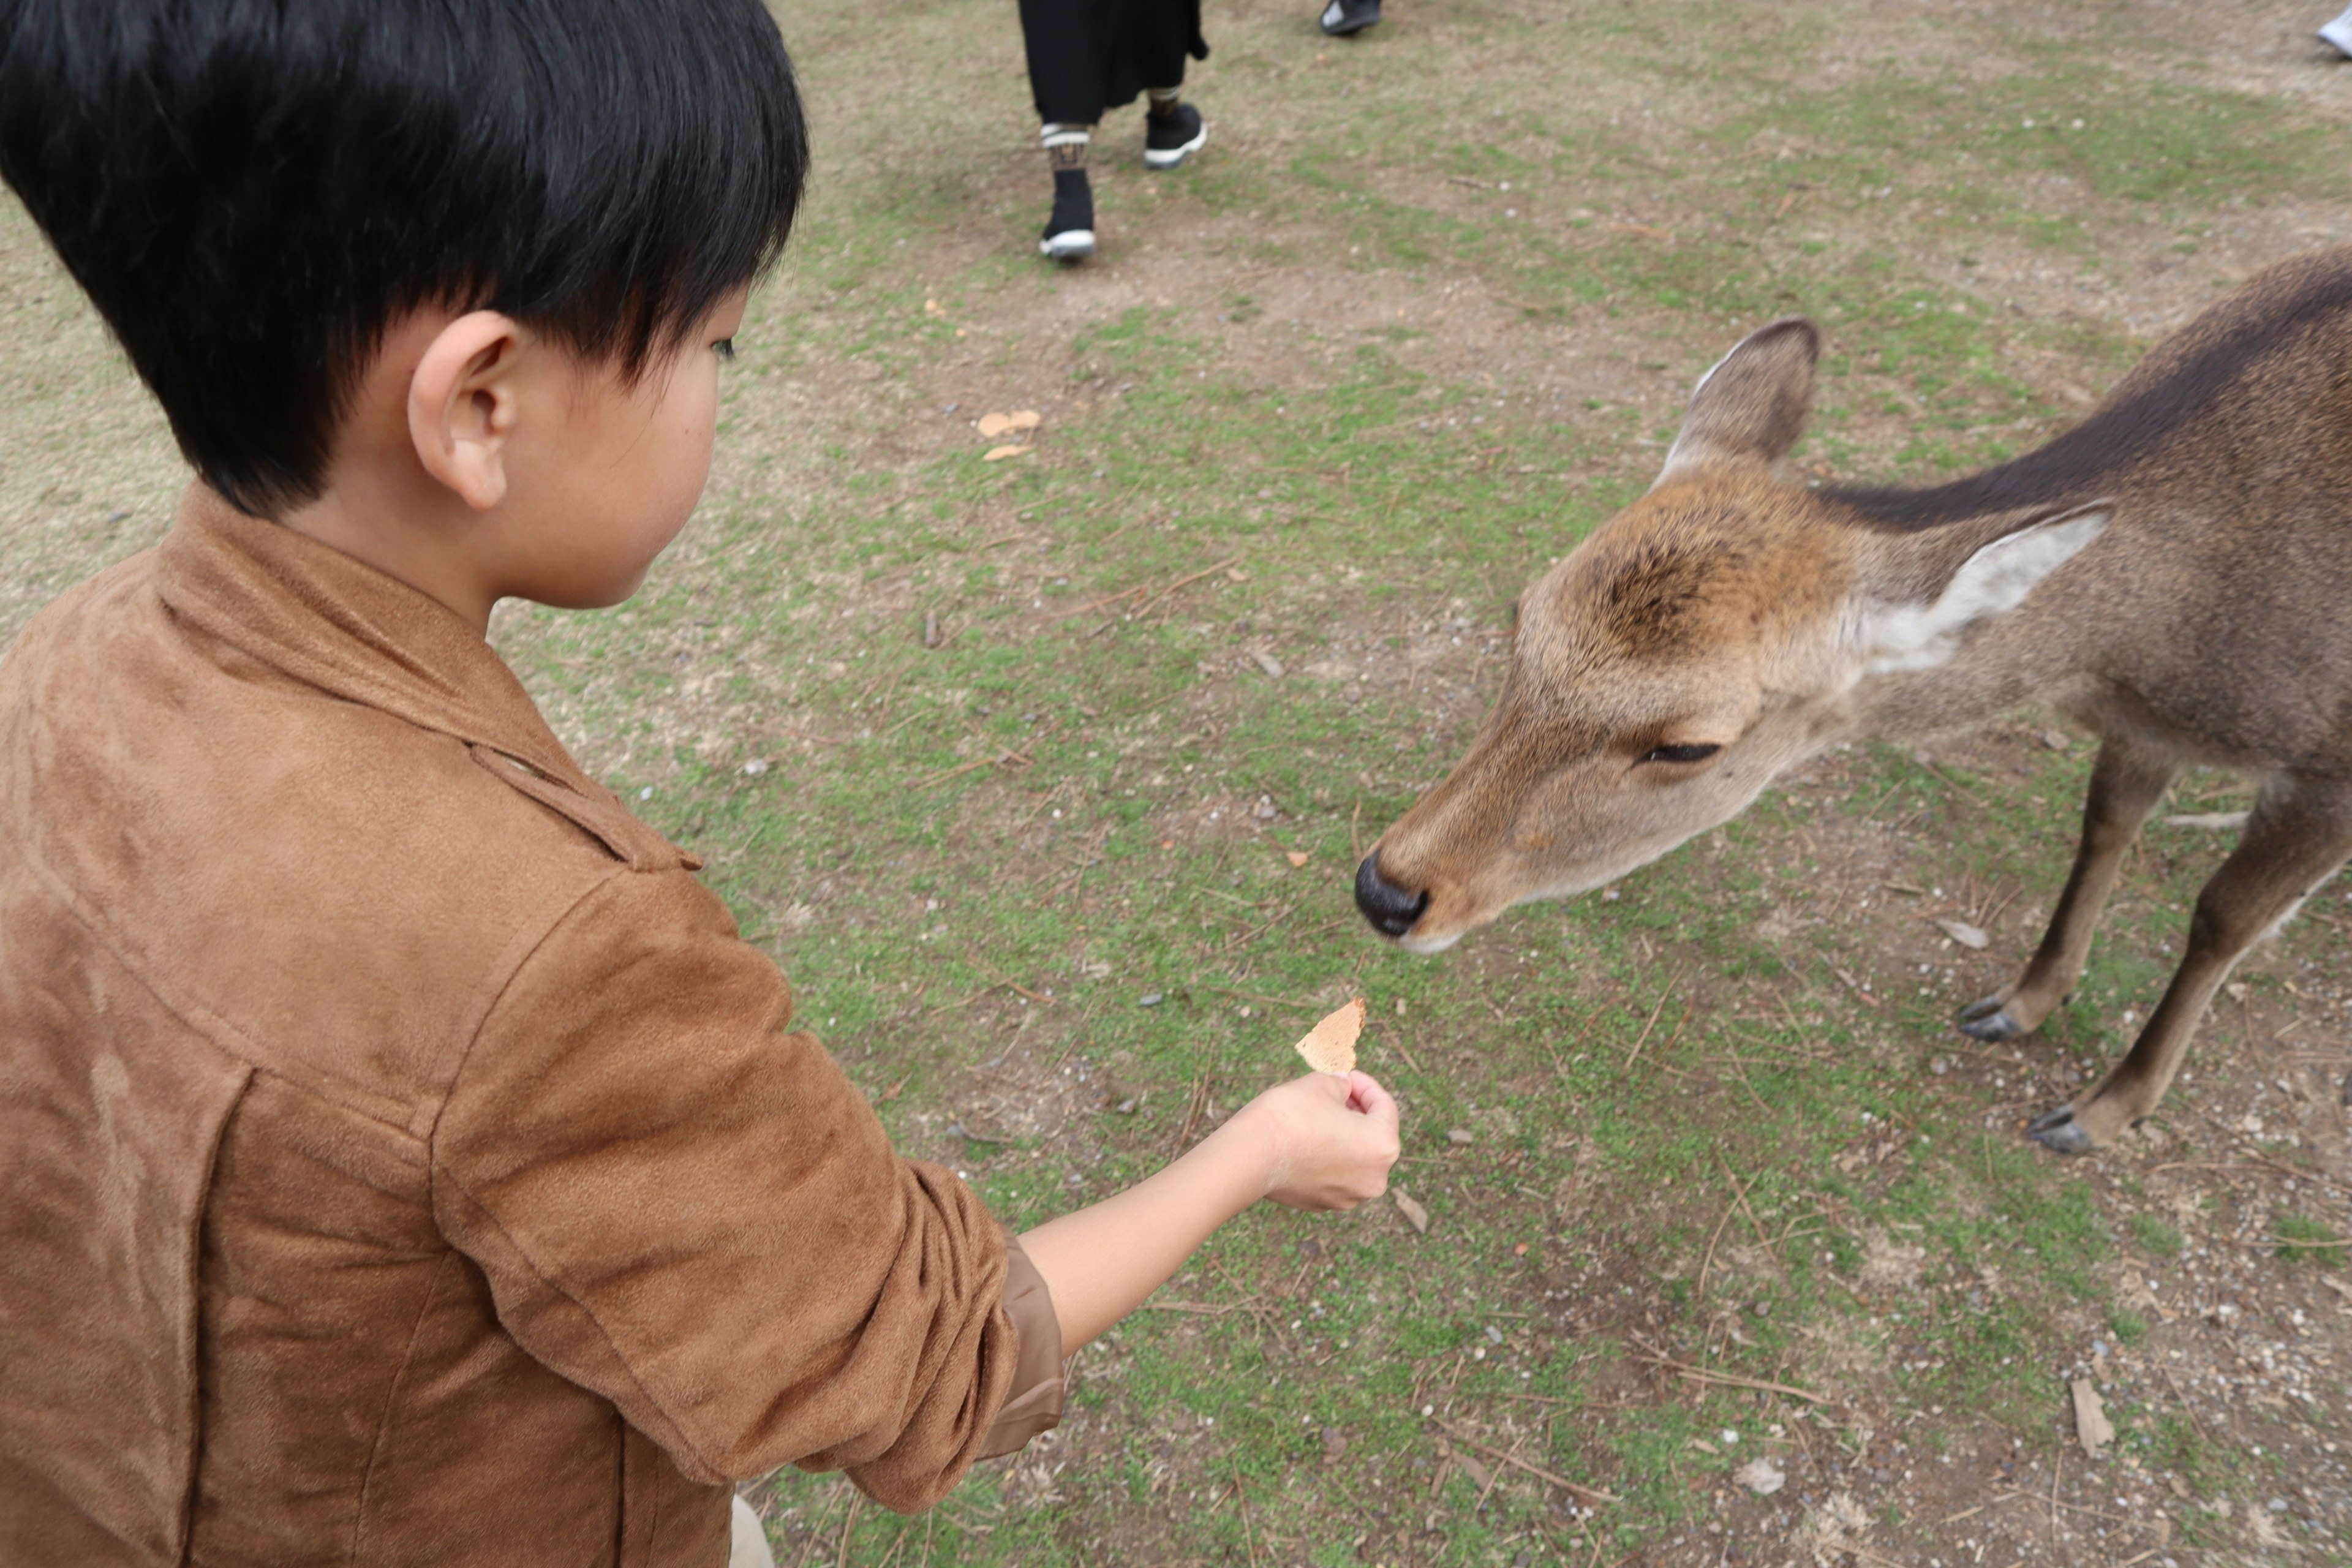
[1015,1109,1276,1357]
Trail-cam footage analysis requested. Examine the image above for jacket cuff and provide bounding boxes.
[978,1236,1064,1458]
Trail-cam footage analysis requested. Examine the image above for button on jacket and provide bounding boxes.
[0,489,1061,1566]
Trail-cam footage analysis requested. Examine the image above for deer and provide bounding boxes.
[1352,246,2352,1155]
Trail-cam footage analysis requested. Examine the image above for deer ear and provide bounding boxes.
[1859,501,2111,674]
[1652,318,1820,488]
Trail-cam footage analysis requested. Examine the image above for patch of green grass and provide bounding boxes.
[2273,1213,2348,1269]
[2128,1213,2185,1259]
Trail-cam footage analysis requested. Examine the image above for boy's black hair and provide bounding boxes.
[0,0,808,518]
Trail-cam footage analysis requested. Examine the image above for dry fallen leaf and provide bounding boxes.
[981,444,1031,462]
[2070,1378,2114,1456]
[1295,997,1366,1076]
[1285,850,1311,868]
[1735,1456,1786,1495]
[976,409,1042,439]
[1934,918,1990,950]
[1393,1189,1430,1234]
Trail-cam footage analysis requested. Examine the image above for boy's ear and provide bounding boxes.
[407,312,529,511]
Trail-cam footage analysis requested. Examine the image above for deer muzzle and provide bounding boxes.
[1354,850,1431,940]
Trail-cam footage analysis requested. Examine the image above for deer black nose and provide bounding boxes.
[1355,851,1430,938]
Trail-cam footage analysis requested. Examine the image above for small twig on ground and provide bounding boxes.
[789,1485,846,1568]
[2049,1448,2062,1553]
[835,1493,862,1568]
[1714,1147,1773,1250]
[1829,963,1883,1008]
[1995,1489,2139,1528]
[1171,1073,1213,1155]
[1388,1031,1427,1074]
[1140,1289,1264,1317]
[2158,1363,2208,1443]
[1429,1419,1621,1504]
[1136,555,1242,617]
[1199,984,1324,1011]
[1623,971,1682,1073]
[954,950,1052,1005]
[1695,1164,1754,1303]
[1233,1463,1260,1568]
[1050,583,1148,620]
[1632,1350,1831,1406]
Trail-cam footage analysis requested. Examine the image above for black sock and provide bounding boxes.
[1146,88,1182,123]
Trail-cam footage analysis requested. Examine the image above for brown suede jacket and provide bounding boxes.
[0,489,1060,1567]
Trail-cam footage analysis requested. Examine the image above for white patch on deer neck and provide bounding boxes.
[1859,508,2109,675]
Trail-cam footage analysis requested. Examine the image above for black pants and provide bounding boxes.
[1019,0,1208,125]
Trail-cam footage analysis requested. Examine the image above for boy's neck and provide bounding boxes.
[276,480,503,637]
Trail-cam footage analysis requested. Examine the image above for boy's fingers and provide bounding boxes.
[1343,1070,1398,1125]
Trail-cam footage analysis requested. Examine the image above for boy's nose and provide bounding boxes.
[1354,852,1428,938]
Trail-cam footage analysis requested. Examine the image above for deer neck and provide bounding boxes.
[1834,611,2095,749]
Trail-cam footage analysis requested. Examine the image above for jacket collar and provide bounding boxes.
[154,484,688,870]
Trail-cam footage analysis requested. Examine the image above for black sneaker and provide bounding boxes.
[1144,103,1207,170]
[1320,0,1381,36]
[1039,168,1095,261]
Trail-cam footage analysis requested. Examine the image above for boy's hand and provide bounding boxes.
[1235,1071,1401,1211]
[1020,1069,1403,1354]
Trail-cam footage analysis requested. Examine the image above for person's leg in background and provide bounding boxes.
[1018,0,1103,259]
[1038,123,1096,258]
[1131,0,1208,171]
[1143,85,1205,170]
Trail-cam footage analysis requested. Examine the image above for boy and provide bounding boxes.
[0,4,1401,1565]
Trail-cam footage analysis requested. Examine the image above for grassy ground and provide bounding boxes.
[4,1,2351,1563]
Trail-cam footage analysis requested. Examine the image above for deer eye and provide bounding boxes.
[1640,742,1721,766]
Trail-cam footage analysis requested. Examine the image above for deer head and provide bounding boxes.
[1355,318,2109,951]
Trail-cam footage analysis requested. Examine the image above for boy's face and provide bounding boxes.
[497,287,750,611]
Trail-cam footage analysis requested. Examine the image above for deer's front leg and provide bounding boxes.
[1958,739,2177,1042]
[2028,775,2352,1154]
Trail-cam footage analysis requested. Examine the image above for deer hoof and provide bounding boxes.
[1956,994,2025,1042]
[2026,1105,2097,1155]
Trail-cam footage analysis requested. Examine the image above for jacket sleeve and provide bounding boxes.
[428,867,1063,1512]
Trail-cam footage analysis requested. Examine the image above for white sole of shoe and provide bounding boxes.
[2323,18,2352,54]
[1144,126,1207,170]
[1039,229,1096,260]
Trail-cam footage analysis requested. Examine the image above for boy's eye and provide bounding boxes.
[714,337,737,361]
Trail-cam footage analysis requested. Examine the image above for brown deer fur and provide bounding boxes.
[1355,247,2352,1154]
